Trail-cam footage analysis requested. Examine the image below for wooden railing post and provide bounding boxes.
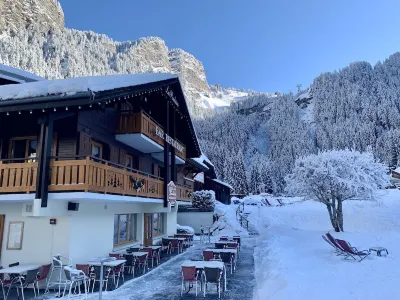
[84,156,90,192]
[104,162,108,194]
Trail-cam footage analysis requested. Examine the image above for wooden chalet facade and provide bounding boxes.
[0,72,201,266]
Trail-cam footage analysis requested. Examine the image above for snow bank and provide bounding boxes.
[177,224,194,234]
[253,189,400,300]
[212,202,249,236]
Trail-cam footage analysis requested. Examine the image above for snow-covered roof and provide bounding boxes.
[393,167,400,174]
[191,157,210,170]
[0,64,44,83]
[183,177,195,182]
[0,73,178,101]
[192,153,214,168]
[212,179,233,190]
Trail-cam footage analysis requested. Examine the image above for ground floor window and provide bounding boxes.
[152,213,165,236]
[113,214,137,246]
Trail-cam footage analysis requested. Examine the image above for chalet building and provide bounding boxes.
[0,72,202,266]
[191,155,232,205]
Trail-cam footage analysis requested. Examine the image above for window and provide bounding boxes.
[91,141,103,159]
[10,137,37,159]
[152,213,165,236]
[113,214,137,246]
[125,154,139,169]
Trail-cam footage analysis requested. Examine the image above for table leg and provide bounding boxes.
[224,266,227,291]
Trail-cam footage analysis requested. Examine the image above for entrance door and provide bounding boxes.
[0,215,4,259]
[143,214,153,246]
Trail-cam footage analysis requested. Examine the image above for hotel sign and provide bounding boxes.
[167,181,177,206]
[156,127,184,154]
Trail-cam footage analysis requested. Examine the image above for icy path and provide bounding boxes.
[94,238,256,300]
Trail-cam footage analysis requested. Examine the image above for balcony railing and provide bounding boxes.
[176,184,193,202]
[117,111,186,161]
[0,156,164,199]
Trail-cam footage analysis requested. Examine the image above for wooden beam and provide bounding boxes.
[171,109,176,182]
[163,101,170,208]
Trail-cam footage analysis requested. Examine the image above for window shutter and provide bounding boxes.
[110,145,119,164]
[119,149,127,165]
[78,131,91,156]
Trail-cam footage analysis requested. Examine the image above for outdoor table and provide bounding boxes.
[138,246,162,262]
[205,248,237,255]
[369,247,389,256]
[0,265,40,300]
[90,259,126,267]
[130,252,148,257]
[181,260,227,291]
[175,234,194,246]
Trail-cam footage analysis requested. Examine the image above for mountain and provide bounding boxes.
[0,0,64,33]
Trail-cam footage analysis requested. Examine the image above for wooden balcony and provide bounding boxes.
[117,111,186,161]
[176,184,193,202]
[0,157,164,199]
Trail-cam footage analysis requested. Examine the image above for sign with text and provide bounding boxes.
[156,127,184,154]
[194,172,204,183]
[167,181,177,206]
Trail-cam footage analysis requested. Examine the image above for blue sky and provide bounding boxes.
[59,0,400,93]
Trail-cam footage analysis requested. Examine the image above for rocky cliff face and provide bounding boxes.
[0,0,64,33]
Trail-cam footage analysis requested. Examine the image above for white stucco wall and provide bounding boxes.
[1,197,179,267]
[177,212,214,234]
[0,202,70,267]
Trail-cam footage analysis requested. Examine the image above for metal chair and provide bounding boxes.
[0,266,6,300]
[122,254,135,275]
[35,263,52,295]
[202,267,223,299]
[45,254,72,296]
[5,267,40,300]
[203,250,214,261]
[62,266,88,299]
[220,252,236,274]
[136,254,148,274]
[181,266,200,296]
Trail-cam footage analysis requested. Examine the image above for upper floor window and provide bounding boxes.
[125,154,139,170]
[91,141,103,159]
[10,137,37,159]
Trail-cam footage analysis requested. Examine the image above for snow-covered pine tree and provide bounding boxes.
[191,190,216,210]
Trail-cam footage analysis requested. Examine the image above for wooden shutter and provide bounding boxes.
[78,132,91,156]
[110,145,119,164]
[119,149,127,165]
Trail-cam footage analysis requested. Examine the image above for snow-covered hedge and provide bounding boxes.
[191,190,216,210]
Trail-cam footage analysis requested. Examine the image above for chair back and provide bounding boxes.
[203,250,214,261]
[181,266,196,281]
[0,266,3,281]
[215,243,225,249]
[114,263,124,273]
[64,267,72,281]
[336,239,354,254]
[203,267,221,283]
[129,247,140,253]
[109,253,121,259]
[138,253,148,263]
[143,248,153,256]
[326,233,343,250]
[161,239,170,246]
[227,243,237,248]
[220,252,232,264]
[123,254,133,265]
[76,264,90,276]
[220,237,228,241]
[37,264,52,281]
[25,268,40,285]
[171,239,179,247]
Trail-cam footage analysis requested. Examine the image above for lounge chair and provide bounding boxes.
[322,235,345,255]
[335,239,370,262]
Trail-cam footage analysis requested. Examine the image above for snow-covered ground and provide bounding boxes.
[252,189,400,300]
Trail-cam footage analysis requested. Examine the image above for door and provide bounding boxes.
[143,213,153,246]
[0,215,4,259]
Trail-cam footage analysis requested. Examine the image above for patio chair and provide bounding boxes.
[170,239,181,254]
[220,237,228,241]
[112,262,125,288]
[181,266,200,296]
[203,250,214,261]
[76,264,93,292]
[221,252,236,274]
[122,254,135,275]
[202,267,223,299]
[5,266,40,300]
[45,254,72,295]
[142,248,156,268]
[162,239,172,254]
[335,239,371,262]
[136,254,148,275]
[35,263,52,295]
[322,235,345,255]
[62,266,88,299]
[90,265,111,293]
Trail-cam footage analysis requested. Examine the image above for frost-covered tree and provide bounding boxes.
[285,150,389,232]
